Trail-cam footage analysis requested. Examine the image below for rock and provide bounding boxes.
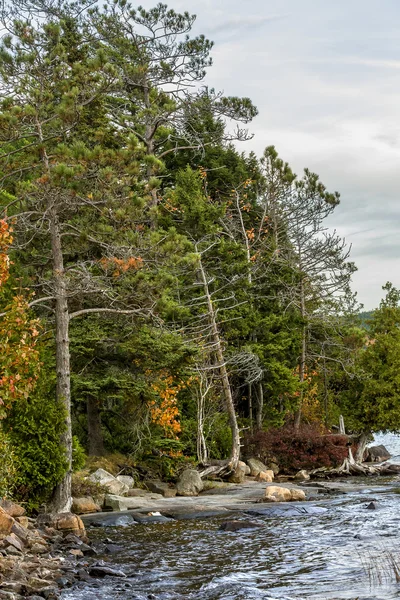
[238,460,251,476]
[219,520,263,531]
[201,480,232,492]
[103,494,151,511]
[0,500,25,518]
[0,508,14,535]
[72,497,101,515]
[87,513,136,527]
[3,534,24,553]
[255,470,274,483]
[15,517,29,529]
[126,488,149,497]
[290,488,307,501]
[264,486,292,502]
[176,469,204,496]
[269,462,280,475]
[38,512,86,538]
[145,480,177,498]
[294,470,310,481]
[11,522,28,543]
[366,501,378,510]
[366,445,391,463]
[88,468,115,485]
[88,468,129,496]
[247,458,270,477]
[29,543,48,554]
[88,565,126,578]
[69,548,84,557]
[228,464,246,484]
[116,475,134,488]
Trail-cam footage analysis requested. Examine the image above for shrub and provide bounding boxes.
[72,436,87,472]
[71,472,108,498]
[0,429,16,497]
[4,391,68,512]
[243,423,349,473]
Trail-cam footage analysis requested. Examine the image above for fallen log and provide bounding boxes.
[198,459,236,480]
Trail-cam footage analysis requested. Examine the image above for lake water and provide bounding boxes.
[62,433,400,600]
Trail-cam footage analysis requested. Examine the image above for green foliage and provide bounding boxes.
[0,428,17,498]
[72,436,87,472]
[4,385,68,511]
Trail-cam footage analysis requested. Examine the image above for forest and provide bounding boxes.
[1,0,400,514]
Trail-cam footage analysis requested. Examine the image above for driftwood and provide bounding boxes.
[310,448,400,478]
[198,459,236,480]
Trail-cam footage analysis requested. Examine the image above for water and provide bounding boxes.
[62,434,400,600]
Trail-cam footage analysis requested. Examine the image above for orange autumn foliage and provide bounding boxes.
[0,219,40,415]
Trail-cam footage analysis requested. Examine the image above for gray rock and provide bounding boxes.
[88,469,129,497]
[366,445,391,463]
[294,469,310,481]
[247,458,269,477]
[88,565,126,578]
[366,501,379,510]
[219,520,263,531]
[228,464,246,484]
[116,475,135,488]
[103,494,149,511]
[238,460,251,475]
[145,480,177,497]
[176,469,203,496]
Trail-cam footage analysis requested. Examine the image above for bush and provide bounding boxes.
[4,391,68,512]
[243,423,349,473]
[0,429,16,497]
[72,436,87,472]
[71,472,108,498]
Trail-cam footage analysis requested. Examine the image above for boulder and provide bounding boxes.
[366,501,378,510]
[15,517,29,529]
[72,497,101,515]
[0,507,14,535]
[255,470,274,483]
[38,512,86,538]
[88,468,115,486]
[116,475,135,489]
[290,488,306,501]
[103,494,154,511]
[238,461,251,476]
[366,445,391,463]
[294,469,310,481]
[228,464,246,484]
[219,520,263,532]
[176,469,203,497]
[145,480,177,498]
[88,469,129,496]
[247,458,269,477]
[269,462,280,476]
[0,500,25,518]
[3,533,24,553]
[264,486,292,502]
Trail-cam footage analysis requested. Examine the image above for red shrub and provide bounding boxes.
[243,423,349,473]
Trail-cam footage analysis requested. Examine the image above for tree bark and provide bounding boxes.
[256,381,263,430]
[49,207,73,513]
[355,431,369,463]
[294,277,307,432]
[87,396,105,456]
[198,255,240,469]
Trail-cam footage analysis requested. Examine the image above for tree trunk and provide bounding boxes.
[294,277,307,432]
[87,396,105,456]
[355,431,369,463]
[248,383,253,433]
[256,381,263,430]
[50,208,73,513]
[198,255,240,469]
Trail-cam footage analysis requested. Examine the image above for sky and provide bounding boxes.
[140,0,400,309]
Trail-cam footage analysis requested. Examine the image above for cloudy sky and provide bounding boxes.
[142,0,400,309]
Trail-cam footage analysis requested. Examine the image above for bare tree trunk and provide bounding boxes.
[50,208,73,513]
[294,278,306,432]
[355,431,369,463]
[248,383,253,433]
[198,255,240,468]
[256,381,263,430]
[87,396,105,456]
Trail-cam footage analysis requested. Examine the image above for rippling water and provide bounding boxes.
[62,433,400,600]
